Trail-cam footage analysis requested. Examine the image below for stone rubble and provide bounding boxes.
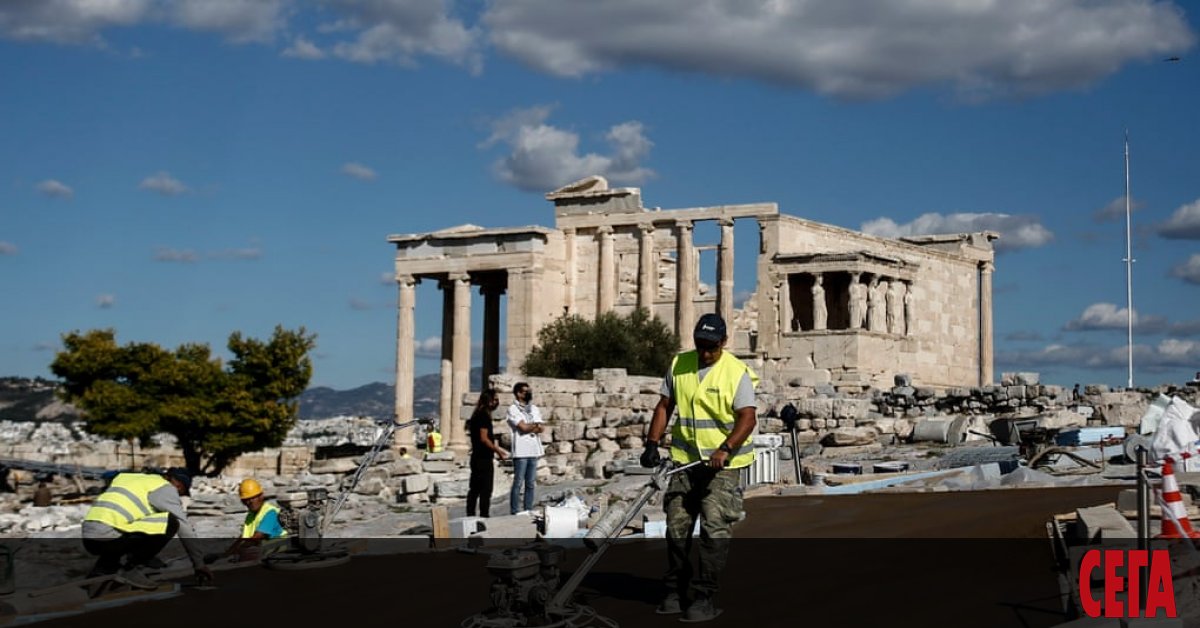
[2,371,1195,539]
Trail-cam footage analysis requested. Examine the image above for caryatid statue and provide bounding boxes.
[903,281,914,336]
[811,274,827,331]
[866,277,883,332]
[885,280,899,334]
[848,273,865,329]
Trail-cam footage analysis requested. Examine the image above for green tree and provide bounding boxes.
[50,325,316,476]
[522,308,679,379]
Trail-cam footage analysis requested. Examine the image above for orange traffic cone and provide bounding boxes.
[1157,457,1200,539]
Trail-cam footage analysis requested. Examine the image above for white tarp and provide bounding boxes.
[1139,393,1173,435]
[1149,396,1199,462]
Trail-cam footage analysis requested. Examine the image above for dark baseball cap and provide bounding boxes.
[165,467,192,496]
[693,313,727,343]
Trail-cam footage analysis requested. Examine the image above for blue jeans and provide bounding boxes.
[510,457,538,514]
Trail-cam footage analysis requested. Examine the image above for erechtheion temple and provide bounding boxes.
[388,176,997,451]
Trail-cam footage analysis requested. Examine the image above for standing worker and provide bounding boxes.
[641,313,757,622]
[209,478,288,563]
[467,389,508,517]
[507,382,544,515]
[81,467,213,589]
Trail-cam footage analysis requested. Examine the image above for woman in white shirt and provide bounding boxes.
[506,382,544,514]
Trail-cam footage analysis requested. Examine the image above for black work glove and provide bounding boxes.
[640,440,662,468]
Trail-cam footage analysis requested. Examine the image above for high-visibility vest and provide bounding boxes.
[84,473,171,535]
[427,430,443,453]
[669,351,759,469]
[241,501,288,539]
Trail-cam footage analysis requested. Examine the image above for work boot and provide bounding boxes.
[114,567,158,590]
[655,592,683,615]
[679,597,722,623]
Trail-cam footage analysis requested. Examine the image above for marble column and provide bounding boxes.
[449,272,472,454]
[778,275,792,333]
[394,273,417,448]
[563,228,576,315]
[675,220,696,340]
[597,225,615,314]
[481,282,504,390]
[638,224,656,311]
[438,279,454,439]
[717,218,735,325]
[979,261,995,386]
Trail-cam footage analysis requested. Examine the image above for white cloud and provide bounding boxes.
[379,271,396,285]
[153,247,198,262]
[155,245,261,262]
[1063,302,1169,333]
[0,0,153,45]
[139,171,190,196]
[0,241,17,255]
[1092,195,1145,223]
[998,339,1200,372]
[1158,199,1200,240]
[1064,303,1129,331]
[415,336,442,359]
[341,162,377,181]
[860,212,1053,252]
[169,0,287,43]
[96,294,116,309]
[209,247,262,260]
[484,0,1195,100]
[349,297,373,311]
[322,0,482,72]
[484,105,655,193]
[1171,254,1200,285]
[282,35,325,59]
[36,179,74,199]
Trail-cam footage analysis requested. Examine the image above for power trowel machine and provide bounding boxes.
[462,460,701,627]
[265,417,432,569]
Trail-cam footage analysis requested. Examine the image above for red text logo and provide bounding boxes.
[1080,549,1176,618]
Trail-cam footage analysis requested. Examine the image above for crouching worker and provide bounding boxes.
[82,467,213,590]
[208,478,288,564]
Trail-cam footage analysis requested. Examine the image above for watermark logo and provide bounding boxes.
[1079,549,1176,618]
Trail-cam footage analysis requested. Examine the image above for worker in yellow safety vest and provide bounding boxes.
[426,423,444,455]
[82,467,213,590]
[208,478,289,564]
[641,313,757,622]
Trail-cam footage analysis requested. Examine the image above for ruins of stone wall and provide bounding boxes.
[6,373,1194,498]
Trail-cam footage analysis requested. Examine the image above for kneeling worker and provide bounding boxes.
[211,478,287,562]
[82,467,213,589]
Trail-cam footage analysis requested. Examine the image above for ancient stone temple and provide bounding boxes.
[388,176,996,450]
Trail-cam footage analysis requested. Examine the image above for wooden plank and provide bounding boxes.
[430,506,450,545]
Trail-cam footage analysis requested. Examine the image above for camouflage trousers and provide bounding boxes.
[663,466,743,601]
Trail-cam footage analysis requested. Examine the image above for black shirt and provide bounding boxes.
[468,409,495,459]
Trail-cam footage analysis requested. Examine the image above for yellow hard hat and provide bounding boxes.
[238,478,263,500]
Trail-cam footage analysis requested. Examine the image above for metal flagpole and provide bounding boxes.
[1124,131,1135,389]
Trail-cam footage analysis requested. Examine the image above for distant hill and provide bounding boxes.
[294,367,483,419]
[0,369,487,423]
[0,377,81,422]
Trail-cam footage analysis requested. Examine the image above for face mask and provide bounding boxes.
[523,391,534,403]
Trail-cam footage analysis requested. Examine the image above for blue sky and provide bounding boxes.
[2,0,1199,391]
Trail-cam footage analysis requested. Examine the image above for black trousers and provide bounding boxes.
[466,456,495,517]
[83,515,179,576]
